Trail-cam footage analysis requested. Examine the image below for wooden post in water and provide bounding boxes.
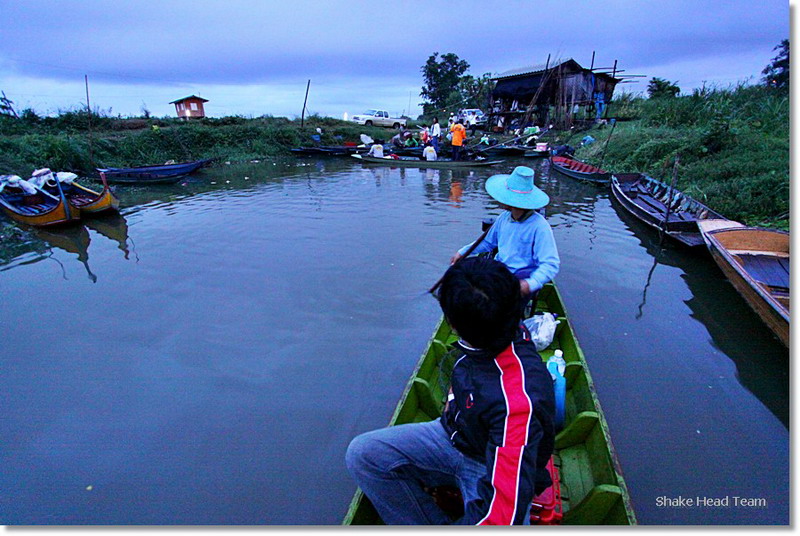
[301,79,311,128]
[85,75,94,166]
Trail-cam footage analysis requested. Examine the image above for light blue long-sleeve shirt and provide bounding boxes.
[458,211,560,292]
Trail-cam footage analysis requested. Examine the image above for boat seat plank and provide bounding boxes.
[737,254,790,289]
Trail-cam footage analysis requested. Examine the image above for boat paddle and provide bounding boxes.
[429,223,494,296]
[660,154,681,245]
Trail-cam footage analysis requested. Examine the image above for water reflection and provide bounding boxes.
[34,225,96,283]
[616,203,789,427]
[84,213,135,261]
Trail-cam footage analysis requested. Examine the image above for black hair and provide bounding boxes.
[438,256,519,352]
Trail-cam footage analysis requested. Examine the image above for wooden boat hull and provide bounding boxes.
[550,156,611,184]
[0,186,81,227]
[700,226,789,347]
[44,181,120,215]
[611,174,727,248]
[352,154,501,169]
[524,150,550,158]
[97,158,212,184]
[343,283,636,525]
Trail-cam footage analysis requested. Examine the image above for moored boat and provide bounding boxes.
[0,175,81,227]
[352,154,501,169]
[97,158,214,184]
[611,173,727,248]
[35,170,119,215]
[550,156,610,184]
[525,143,551,158]
[698,222,789,347]
[343,282,636,525]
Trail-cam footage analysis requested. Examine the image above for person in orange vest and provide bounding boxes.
[450,119,467,161]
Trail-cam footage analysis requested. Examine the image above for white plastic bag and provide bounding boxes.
[523,313,560,351]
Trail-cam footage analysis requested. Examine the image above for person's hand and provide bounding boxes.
[520,279,531,296]
[450,252,463,265]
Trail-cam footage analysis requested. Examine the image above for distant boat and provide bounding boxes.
[0,176,81,227]
[698,221,789,347]
[524,142,551,158]
[352,154,501,169]
[550,156,610,184]
[291,146,362,156]
[611,173,727,248]
[476,144,529,156]
[97,158,214,184]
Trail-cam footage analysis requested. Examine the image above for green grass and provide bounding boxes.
[0,113,403,177]
[564,84,789,229]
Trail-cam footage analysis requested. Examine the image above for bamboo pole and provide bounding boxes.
[301,79,311,128]
[85,75,94,167]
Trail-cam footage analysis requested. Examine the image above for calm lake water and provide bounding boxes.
[0,156,789,525]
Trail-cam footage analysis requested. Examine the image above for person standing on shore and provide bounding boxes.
[430,117,441,153]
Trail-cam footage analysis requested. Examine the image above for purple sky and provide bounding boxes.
[0,0,789,119]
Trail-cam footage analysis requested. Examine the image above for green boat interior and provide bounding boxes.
[343,283,636,525]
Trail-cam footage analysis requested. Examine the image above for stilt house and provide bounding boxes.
[488,58,621,131]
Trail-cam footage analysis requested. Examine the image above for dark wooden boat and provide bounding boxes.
[291,146,361,156]
[352,154,501,169]
[524,144,551,158]
[343,282,636,525]
[0,177,81,227]
[550,156,611,184]
[698,221,789,347]
[611,173,727,248]
[476,144,529,157]
[97,158,213,184]
[41,173,119,215]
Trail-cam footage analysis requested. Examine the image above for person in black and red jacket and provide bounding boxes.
[346,256,555,525]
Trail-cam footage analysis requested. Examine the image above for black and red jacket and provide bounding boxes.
[440,328,555,525]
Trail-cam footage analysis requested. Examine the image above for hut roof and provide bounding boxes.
[492,58,576,80]
[169,95,209,104]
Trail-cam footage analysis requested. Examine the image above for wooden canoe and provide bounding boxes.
[343,282,637,525]
[42,174,119,215]
[611,173,727,248]
[550,156,611,184]
[352,154,502,169]
[698,222,789,347]
[97,158,214,184]
[0,181,81,227]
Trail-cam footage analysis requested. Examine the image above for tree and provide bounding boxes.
[420,52,470,115]
[647,77,680,98]
[762,39,789,89]
[458,73,495,110]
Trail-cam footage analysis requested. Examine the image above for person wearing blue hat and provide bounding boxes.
[451,166,560,306]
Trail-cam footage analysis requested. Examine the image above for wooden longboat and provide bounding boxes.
[611,173,727,248]
[352,154,501,169]
[476,144,529,157]
[343,282,637,525]
[550,156,611,184]
[97,158,213,184]
[42,174,119,215]
[698,222,789,347]
[0,182,81,227]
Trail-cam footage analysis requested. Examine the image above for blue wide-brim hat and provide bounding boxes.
[485,166,549,209]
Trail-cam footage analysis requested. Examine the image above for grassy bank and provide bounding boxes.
[564,84,789,230]
[0,112,399,176]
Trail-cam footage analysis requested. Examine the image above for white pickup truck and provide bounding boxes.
[350,109,407,128]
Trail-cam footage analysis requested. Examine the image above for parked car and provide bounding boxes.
[350,110,407,128]
[459,108,487,129]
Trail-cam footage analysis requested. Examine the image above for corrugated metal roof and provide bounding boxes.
[493,58,575,79]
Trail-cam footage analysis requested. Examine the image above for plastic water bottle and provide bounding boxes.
[547,350,567,431]
[547,349,566,378]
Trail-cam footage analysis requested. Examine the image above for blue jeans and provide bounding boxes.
[431,136,440,152]
[346,419,484,524]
